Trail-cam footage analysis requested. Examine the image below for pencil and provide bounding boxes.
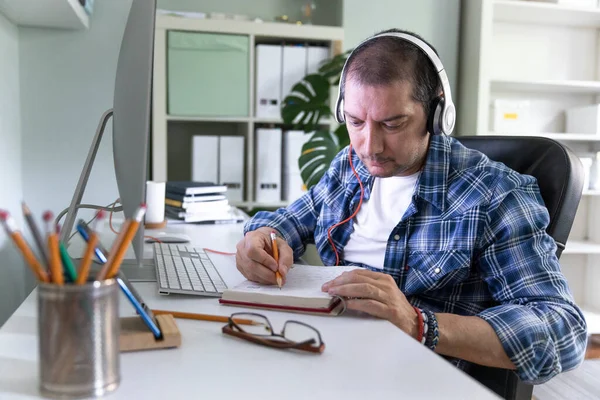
[59,242,78,282]
[76,211,105,285]
[96,219,130,279]
[43,211,63,285]
[271,231,282,289]
[151,309,262,326]
[97,204,146,280]
[21,202,50,273]
[0,210,49,283]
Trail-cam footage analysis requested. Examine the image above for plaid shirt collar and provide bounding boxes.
[352,134,450,212]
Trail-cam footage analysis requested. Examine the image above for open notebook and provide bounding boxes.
[219,264,359,315]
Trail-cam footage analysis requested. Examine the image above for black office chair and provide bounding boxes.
[454,135,585,400]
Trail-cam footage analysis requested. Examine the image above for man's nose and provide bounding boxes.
[364,124,384,155]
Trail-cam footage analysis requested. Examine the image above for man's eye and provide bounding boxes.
[349,120,362,127]
[384,124,400,130]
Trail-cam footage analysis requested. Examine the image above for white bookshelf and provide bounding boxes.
[152,15,343,210]
[583,308,600,335]
[483,132,600,142]
[459,0,600,336]
[563,240,600,255]
[490,79,600,94]
[493,0,600,28]
[0,0,89,30]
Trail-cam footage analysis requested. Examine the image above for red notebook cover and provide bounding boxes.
[219,297,342,315]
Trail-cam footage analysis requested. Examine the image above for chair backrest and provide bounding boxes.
[456,135,584,258]
[454,135,585,400]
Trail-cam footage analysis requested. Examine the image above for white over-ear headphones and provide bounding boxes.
[335,32,456,136]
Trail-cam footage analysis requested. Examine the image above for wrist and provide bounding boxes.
[410,306,424,342]
[256,226,282,237]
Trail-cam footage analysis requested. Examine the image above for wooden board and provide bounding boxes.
[585,335,600,359]
[119,314,182,352]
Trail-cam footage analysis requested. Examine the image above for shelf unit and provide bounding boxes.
[494,0,600,28]
[459,0,600,334]
[490,78,600,94]
[152,15,343,210]
[0,0,89,30]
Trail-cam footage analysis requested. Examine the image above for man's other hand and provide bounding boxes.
[322,269,420,339]
[235,227,293,285]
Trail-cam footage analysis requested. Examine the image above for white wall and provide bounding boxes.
[0,12,32,326]
[19,1,134,220]
[343,0,461,96]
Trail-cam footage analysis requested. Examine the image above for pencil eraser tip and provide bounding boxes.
[42,211,53,221]
[0,210,8,220]
[96,209,106,219]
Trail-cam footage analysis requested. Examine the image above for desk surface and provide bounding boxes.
[0,221,499,399]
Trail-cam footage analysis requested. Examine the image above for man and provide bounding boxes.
[235,29,587,384]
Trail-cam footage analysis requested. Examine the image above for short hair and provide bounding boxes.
[342,28,442,117]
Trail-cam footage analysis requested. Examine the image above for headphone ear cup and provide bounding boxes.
[336,98,345,123]
[427,97,444,135]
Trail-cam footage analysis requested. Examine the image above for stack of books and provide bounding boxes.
[164,182,243,224]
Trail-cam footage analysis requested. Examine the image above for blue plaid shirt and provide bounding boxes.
[245,134,587,384]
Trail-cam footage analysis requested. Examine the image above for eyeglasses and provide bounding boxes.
[222,312,325,354]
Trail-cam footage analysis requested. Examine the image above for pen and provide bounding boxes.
[271,231,282,289]
[76,211,105,285]
[0,210,49,283]
[151,309,262,326]
[76,219,108,263]
[43,211,63,285]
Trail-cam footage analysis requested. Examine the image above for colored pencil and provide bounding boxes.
[97,204,146,280]
[43,211,63,285]
[0,210,49,283]
[21,202,50,273]
[76,211,105,285]
[271,231,282,289]
[151,309,261,326]
[58,242,78,282]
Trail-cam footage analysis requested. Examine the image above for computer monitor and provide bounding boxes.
[112,0,156,273]
[61,0,157,280]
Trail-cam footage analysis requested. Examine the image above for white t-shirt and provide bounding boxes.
[343,173,419,269]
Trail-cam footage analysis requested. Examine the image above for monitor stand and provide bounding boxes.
[118,259,157,282]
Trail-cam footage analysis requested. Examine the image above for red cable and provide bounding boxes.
[327,144,364,266]
[204,248,236,256]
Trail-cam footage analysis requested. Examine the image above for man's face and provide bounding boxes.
[343,78,430,177]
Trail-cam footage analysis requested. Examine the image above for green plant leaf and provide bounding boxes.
[333,124,350,148]
[298,131,340,189]
[281,74,331,132]
[319,50,352,85]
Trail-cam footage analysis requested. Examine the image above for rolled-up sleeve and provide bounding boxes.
[476,175,587,384]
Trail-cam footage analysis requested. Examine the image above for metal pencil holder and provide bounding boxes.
[37,279,120,399]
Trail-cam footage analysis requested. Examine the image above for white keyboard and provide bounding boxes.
[153,243,228,297]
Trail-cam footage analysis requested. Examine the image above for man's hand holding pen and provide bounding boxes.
[235,227,293,286]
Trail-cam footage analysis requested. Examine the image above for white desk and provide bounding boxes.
[0,221,500,399]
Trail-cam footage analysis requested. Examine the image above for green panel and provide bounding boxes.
[167,31,250,117]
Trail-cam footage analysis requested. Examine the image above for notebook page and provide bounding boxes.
[231,264,359,299]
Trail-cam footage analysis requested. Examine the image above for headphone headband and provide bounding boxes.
[335,32,455,135]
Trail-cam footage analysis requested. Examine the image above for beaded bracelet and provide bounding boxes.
[423,310,439,351]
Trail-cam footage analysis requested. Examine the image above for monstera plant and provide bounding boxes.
[281,50,352,189]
